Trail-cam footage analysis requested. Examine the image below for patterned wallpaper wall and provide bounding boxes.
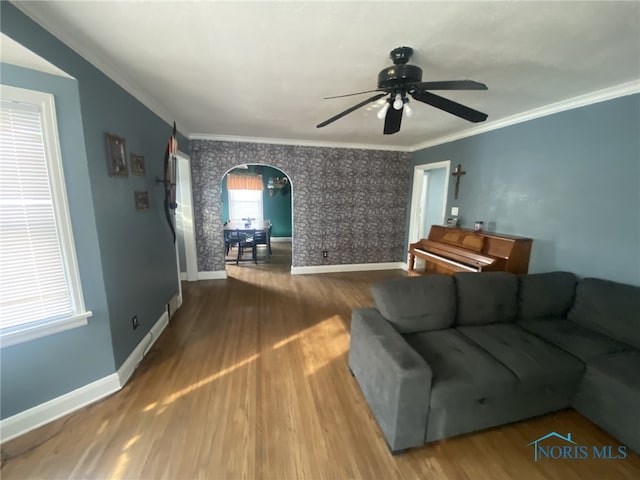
[189,140,410,271]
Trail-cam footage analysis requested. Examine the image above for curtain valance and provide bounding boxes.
[227,173,263,191]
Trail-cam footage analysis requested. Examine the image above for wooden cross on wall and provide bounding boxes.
[452,164,466,200]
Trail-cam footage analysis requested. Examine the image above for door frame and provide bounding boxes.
[407,160,451,262]
[175,151,199,281]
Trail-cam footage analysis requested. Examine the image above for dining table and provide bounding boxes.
[223,220,272,263]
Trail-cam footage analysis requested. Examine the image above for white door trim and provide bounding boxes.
[176,151,199,281]
[407,160,451,262]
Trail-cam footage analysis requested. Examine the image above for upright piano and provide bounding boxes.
[408,225,533,276]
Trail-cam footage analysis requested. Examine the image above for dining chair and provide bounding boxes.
[224,229,239,261]
[253,222,272,258]
[235,229,257,265]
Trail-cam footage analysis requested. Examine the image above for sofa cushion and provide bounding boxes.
[568,278,640,350]
[581,350,640,405]
[371,275,455,334]
[520,319,629,362]
[405,329,517,407]
[454,272,518,325]
[574,350,640,454]
[517,271,577,321]
[457,324,584,388]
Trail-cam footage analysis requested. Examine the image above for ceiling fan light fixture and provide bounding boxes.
[377,101,390,119]
[393,93,403,110]
[404,101,414,117]
[316,47,488,134]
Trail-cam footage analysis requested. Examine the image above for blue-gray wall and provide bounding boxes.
[422,167,446,236]
[410,94,640,286]
[0,63,115,419]
[1,4,187,418]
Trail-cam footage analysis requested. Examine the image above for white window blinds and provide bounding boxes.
[0,87,90,346]
[228,189,264,222]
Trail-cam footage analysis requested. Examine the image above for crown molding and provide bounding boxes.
[410,80,640,152]
[188,133,413,153]
[13,3,178,131]
[190,80,639,153]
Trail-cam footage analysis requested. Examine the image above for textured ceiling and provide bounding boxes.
[11,1,640,150]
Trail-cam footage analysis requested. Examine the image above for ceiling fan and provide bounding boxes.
[316,46,488,135]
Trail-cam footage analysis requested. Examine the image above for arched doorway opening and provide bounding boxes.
[221,163,292,270]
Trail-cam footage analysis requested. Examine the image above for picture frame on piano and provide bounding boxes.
[446,217,459,227]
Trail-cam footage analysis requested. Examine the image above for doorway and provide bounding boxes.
[221,164,292,270]
[175,151,198,281]
[407,161,451,263]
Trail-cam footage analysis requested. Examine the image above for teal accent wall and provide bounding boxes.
[1,4,188,418]
[409,94,640,286]
[221,165,292,237]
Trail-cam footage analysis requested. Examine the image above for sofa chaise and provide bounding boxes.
[348,271,640,454]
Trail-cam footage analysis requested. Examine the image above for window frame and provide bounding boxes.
[0,84,92,348]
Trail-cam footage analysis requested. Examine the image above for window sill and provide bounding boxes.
[0,311,93,349]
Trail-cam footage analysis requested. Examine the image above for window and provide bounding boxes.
[0,85,92,348]
[228,189,263,222]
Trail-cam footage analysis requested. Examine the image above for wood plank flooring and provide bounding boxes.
[2,243,639,479]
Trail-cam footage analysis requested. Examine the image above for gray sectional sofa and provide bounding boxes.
[348,271,640,454]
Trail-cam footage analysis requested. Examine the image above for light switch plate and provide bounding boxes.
[451,207,459,216]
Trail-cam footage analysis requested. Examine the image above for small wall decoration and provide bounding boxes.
[131,154,145,176]
[134,191,150,210]
[106,133,128,176]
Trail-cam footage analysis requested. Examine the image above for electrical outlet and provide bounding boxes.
[451,207,459,216]
[132,315,139,330]
[322,250,328,258]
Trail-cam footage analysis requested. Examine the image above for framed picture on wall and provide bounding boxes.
[106,133,128,177]
[131,154,145,175]
[134,191,149,210]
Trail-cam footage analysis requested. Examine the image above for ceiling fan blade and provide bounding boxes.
[409,80,488,91]
[411,90,488,123]
[383,105,403,135]
[316,93,387,128]
[324,89,385,99]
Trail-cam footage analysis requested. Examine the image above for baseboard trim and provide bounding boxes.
[270,237,292,242]
[290,262,404,275]
[0,309,171,443]
[179,272,187,281]
[0,374,120,443]
[118,310,169,386]
[198,271,228,280]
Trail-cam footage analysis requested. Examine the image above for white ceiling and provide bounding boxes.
[11,1,640,151]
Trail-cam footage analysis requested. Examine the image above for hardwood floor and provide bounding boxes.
[2,243,639,479]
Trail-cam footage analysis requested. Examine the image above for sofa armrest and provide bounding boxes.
[348,308,433,452]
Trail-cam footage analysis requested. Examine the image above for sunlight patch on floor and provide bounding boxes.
[147,353,261,410]
[109,434,141,479]
[143,315,347,412]
[272,332,302,349]
[96,418,110,435]
[301,315,349,377]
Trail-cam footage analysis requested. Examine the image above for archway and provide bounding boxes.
[221,163,293,270]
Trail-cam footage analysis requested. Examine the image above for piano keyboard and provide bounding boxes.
[414,248,478,272]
